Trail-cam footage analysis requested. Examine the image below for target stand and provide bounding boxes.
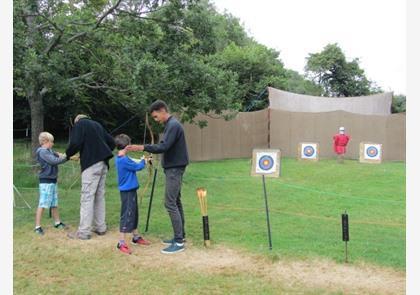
[359,142,382,164]
[251,149,281,250]
[298,142,319,162]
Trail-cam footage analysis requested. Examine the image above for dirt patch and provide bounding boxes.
[55,229,405,294]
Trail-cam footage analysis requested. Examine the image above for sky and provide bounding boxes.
[211,0,406,95]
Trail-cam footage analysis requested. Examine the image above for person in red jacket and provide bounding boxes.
[333,127,350,163]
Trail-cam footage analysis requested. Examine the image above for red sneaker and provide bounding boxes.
[117,243,132,254]
[132,236,151,246]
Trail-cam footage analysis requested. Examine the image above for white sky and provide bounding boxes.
[211,0,406,95]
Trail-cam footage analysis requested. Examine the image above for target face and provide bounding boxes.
[303,146,315,157]
[366,146,378,158]
[300,143,317,159]
[363,144,381,160]
[252,149,280,177]
[258,155,274,171]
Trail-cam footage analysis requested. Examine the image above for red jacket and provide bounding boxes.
[333,133,350,154]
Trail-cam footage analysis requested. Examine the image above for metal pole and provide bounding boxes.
[262,175,273,250]
[145,168,158,232]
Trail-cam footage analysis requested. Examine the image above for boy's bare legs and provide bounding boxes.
[118,230,142,243]
[119,232,127,244]
[51,207,61,224]
[117,230,151,253]
[131,229,150,245]
[35,207,44,227]
[117,232,132,254]
[34,207,45,234]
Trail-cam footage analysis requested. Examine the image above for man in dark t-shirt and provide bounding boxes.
[126,100,189,254]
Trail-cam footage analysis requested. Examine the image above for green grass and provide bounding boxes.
[13,141,405,293]
[185,157,405,268]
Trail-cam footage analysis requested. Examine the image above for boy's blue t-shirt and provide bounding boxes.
[115,155,146,192]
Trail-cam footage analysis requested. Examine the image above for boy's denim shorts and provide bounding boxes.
[38,183,58,208]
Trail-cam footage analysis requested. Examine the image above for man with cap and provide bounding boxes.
[333,127,350,163]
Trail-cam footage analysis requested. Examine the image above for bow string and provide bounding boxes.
[139,113,154,206]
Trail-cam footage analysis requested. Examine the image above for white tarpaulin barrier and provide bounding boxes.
[268,87,392,115]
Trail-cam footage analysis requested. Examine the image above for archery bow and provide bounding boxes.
[138,113,154,207]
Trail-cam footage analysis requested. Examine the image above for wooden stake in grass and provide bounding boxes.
[196,187,210,247]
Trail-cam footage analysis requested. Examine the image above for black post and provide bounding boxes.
[202,215,210,246]
[341,211,349,263]
[145,168,158,232]
[262,175,273,250]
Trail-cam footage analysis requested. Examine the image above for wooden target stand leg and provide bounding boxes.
[262,175,273,250]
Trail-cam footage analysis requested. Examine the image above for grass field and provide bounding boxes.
[13,141,406,294]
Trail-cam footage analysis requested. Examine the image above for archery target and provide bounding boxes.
[300,143,317,159]
[359,142,382,163]
[256,152,277,174]
[364,144,381,160]
[251,149,281,177]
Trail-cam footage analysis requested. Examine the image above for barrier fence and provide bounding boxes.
[183,109,405,161]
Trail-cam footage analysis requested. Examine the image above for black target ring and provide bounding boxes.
[303,146,315,157]
[366,146,378,158]
[258,155,274,171]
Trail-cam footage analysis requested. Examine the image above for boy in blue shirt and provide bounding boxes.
[114,134,151,254]
[34,132,68,235]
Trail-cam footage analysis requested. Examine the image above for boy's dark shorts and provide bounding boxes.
[119,189,139,233]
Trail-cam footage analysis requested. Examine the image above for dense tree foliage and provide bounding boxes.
[391,94,406,113]
[305,43,374,97]
[15,1,399,152]
[14,0,198,150]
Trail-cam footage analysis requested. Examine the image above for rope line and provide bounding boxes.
[210,205,405,228]
[14,174,404,205]
[14,186,404,228]
[185,176,404,204]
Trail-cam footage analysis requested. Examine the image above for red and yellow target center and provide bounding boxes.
[263,160,269,166]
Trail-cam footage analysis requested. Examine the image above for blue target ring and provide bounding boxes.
[258,155,274,171]
[303,146,315,157]
[366,146,378,158]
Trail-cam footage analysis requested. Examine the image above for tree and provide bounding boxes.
[98,0,241,125]
[304,43,373,97]
[391,94,406,113]
[13,0,190,155]
[14,0,331,147]
[209,42,288,111]
[284,69,323,96]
